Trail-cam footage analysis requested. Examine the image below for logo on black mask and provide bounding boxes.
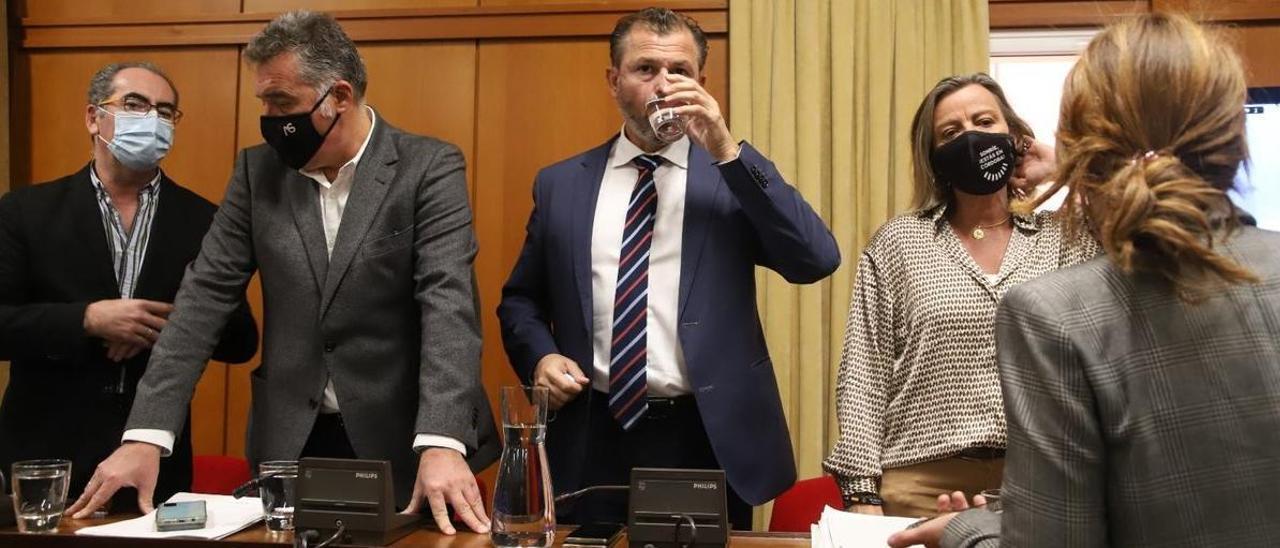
[930,131,1017,195]
[260,87,341,170]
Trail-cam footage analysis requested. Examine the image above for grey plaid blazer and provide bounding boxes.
[944,224,1280,547]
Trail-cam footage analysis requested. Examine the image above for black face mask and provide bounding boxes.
[260,87,341,170]
[930,131,1017,195]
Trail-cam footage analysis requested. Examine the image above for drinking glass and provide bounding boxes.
[11,459,71,533]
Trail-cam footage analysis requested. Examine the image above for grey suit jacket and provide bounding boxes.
[128,114,499,504]
[945,224,1280,547]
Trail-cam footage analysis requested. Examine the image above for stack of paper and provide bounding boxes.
[810,505,921,548]
[76,492,264,540]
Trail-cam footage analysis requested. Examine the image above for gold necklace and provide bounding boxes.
[971,216,1011,240]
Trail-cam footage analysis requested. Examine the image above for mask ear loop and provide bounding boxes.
[1010,136,1035,201]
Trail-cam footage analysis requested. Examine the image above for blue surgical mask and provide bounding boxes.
[96,107,174,171]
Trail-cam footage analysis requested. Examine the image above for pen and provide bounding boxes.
[906,516,932,530]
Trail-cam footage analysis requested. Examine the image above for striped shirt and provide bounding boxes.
[822,204,1101,504]
[89,165,162,298]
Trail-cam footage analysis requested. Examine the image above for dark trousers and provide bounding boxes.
[565,391,752,530]
[300,413,358,460]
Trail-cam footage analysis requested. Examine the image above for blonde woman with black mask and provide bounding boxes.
[823,73,1100,517]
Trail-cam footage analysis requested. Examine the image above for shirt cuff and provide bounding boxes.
[413,434,467,456]
[121,429,175,457]
[837,475,881,507]
[712,141,744,165]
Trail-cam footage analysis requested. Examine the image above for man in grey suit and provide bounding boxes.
[67,11,498,535]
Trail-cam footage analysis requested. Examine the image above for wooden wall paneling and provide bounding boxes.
[989,0,1150,28]
[243,0,476,12]
[471,33,727,447]
[10,46,242,455]
[14,0,240,19]
[476,0,718,8]
[1154,0,1280,22]
[359,42,478,191]
[1152,0,1280,87]
[17,2,728,48]
[1231,25,1280,87]
[225,42,480,457]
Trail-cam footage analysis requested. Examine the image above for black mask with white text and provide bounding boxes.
[930,131,1016,195]
[260,87,341,170]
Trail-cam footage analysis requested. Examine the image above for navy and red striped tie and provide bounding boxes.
[608,154,663,430]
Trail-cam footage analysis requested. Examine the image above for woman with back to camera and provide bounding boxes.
[822,73,1099,517]
[890,12,1280,548]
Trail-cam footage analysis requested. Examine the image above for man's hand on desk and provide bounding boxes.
[403,447,490,536]
[66,441,161,518]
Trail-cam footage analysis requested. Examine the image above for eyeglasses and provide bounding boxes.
[97,95,183,124]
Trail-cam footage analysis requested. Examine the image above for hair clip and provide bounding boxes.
[1129,150,1163,166]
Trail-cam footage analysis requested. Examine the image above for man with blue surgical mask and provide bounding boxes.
[0,62,258,513]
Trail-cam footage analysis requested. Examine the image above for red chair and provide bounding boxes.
[191,455,252,495]
[768,475,843,532]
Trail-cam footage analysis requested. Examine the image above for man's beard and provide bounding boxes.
[624,109,660,145]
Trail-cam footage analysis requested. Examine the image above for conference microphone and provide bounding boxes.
[554,484,630,504]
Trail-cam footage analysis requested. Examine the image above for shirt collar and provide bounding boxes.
[88,162,162,196]
[609,126,690,170]
[923,202,1038,234]
[301,105,377,186]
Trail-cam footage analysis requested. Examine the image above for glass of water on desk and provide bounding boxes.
[11,459,71,533]
[258,460,298,532]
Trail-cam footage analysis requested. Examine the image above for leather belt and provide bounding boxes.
[593,391,696,421]
[956,446,1006,460]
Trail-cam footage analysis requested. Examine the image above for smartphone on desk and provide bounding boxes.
[155,500,207,532]
[564,522,624,547]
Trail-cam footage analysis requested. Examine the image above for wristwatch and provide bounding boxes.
[848,491,884,506]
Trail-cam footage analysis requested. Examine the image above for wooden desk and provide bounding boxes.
[0,517,809,547]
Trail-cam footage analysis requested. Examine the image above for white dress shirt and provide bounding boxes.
[590,129,691,396]
[124,107,464,456]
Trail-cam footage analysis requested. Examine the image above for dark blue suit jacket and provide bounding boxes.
[497,138,840,505]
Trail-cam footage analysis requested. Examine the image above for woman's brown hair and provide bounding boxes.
[1041,12,1256,298]
[908,73,1035,211]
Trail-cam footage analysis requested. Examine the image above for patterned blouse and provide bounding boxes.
[822,204,1101,503]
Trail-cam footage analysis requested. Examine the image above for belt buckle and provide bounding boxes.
[644,397,677,420]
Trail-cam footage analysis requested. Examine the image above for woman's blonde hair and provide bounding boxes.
[908,73,1034,211]
[1040,12,1256,298]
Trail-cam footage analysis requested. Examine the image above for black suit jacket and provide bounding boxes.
[0,165,258,511]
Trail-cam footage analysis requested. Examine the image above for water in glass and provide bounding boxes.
[646,96,685,142]
[490,386,555,548]
[12,460,71,534]
[257,461,298,532]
